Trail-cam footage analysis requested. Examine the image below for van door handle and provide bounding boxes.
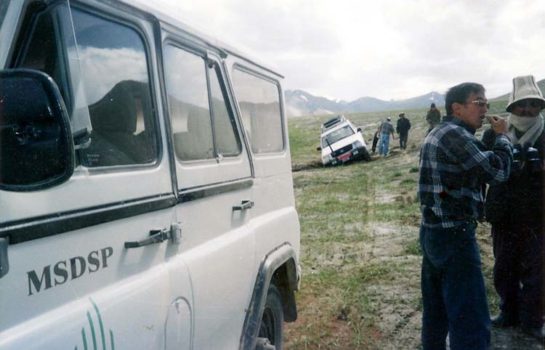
[124,229,169,249]
[232,200,254,211]
[124,224,182,249]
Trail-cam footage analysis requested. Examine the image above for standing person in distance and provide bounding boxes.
[378,117,395,157]
[396,112,411,150]
[426,102,442,134]
[418,82,513,350]
[482,75,545,341]
[371,125,380,154]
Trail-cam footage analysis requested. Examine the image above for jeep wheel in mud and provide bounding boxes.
[362,148,371,161]
[257,284,284,350]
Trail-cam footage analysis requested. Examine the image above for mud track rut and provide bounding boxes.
[286,149,543,349]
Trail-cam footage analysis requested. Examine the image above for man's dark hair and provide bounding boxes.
[445,82,485,115]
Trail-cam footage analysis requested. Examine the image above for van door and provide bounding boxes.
[0,2,191,349]
[161,37,256,349]
[229,62,300,259]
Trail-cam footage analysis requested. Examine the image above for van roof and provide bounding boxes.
[118,0,283,79]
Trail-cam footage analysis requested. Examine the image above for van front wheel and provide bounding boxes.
[257,284,284,350]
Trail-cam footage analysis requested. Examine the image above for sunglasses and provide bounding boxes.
[468,100,490,109]
[512,99,543,109]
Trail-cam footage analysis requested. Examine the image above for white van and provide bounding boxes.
[318,115,370,166]
[0,1,300,349]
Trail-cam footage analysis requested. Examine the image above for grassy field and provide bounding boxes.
[284,107,541,349]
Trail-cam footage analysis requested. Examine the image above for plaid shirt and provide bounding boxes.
[419,116,512,228]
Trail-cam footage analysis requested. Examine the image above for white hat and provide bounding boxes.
[506,75,545,112]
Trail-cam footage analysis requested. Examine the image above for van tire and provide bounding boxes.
[257,284,284,349]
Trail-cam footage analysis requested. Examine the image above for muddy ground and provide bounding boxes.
[285,148,544,350]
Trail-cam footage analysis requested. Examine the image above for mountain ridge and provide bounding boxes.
[285,79,545,118]
[285,89,444,117]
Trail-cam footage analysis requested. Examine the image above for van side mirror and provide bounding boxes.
[316,146,321,151]
[0,69,74,191]
[357,127,362,133]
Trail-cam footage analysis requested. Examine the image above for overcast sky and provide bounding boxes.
[139,0,545,102]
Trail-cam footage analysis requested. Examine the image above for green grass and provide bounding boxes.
[285,108,501,349]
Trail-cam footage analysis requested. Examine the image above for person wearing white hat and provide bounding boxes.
[482,75,545,341]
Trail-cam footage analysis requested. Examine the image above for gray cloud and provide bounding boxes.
[137,0,545,101]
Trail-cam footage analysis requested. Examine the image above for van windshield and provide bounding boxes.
[0,0,21,67]
[0,2,8,27]
[322,125,354,147]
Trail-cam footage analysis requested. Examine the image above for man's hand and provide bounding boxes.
[486,115,508,135]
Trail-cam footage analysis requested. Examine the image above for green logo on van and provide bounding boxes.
[75,299,115,350]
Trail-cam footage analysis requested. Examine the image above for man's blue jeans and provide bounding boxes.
[420,222,491,350]
[378,133,390,156]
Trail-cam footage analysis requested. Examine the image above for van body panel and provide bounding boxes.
[1,165,173,223]
[0,0,300,348]
[180,216,256,349]
[0,209,179,350]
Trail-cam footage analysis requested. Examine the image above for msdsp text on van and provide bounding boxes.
[0,1,300,349]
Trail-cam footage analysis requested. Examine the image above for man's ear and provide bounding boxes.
[451,102,463,117]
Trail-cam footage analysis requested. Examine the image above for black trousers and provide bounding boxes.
[491,222,544,328]
[399,131,408,149]
[371,133,379,153]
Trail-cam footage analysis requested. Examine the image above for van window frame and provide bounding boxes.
[11,1,163,171]
[159,30,253,192]
[12,2,74,113]
[0,1,173,245]
[162,39,244,164]
[69,3,162,170]
[231,63,286,155]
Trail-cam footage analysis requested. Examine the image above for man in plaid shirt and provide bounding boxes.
[418,82,512,350]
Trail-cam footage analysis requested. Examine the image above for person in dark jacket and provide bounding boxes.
[426,103,441,134]
[396,112,411,149]
[482,75,545,341]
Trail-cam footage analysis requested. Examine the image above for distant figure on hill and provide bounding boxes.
[378,117,395,157]
[426,103,441,134]
[396,112,411,150]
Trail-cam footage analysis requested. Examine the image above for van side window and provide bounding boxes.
[164,45,241,161]
[15,7,157,168]
[210,64,241,157]
[71,10,156,167]
[231,68,284,153]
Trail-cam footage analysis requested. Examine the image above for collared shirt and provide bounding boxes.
[419,116,513,228]
[380,121,394,135]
